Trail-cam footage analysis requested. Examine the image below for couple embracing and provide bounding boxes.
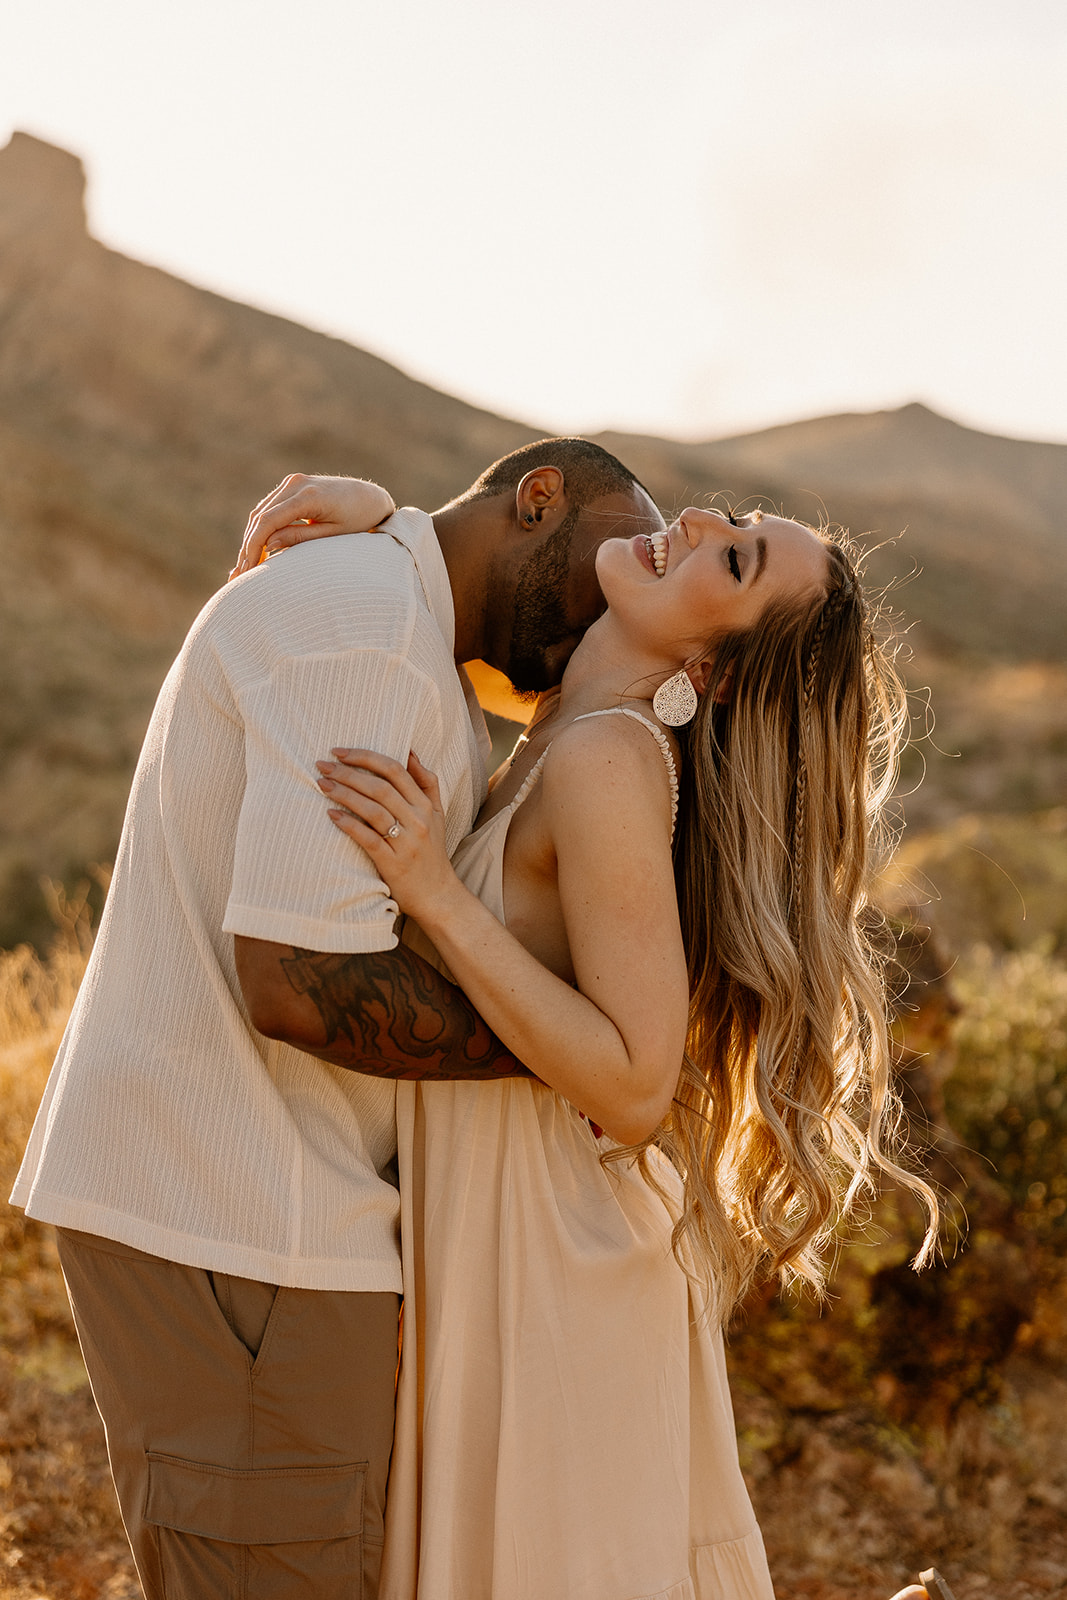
[11,437,935,1599]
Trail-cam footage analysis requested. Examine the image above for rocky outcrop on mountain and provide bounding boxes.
[0,132,532,944]
[1,129,1065,946]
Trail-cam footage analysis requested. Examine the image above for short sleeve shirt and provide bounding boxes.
[11,512,489,1290]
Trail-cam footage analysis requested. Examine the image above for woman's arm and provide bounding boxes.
[230,474,396,577]
[320,717,688,1144]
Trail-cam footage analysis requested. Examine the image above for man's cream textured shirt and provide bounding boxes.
[12,511,489,1290]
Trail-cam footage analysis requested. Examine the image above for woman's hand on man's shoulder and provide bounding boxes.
[229,475,396,579]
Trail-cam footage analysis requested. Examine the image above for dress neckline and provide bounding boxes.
[463,705,679,848]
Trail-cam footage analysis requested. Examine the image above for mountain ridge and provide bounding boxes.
[1,130,1065,947]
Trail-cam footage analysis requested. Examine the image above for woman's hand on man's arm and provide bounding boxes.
[229,474,396,578]
[318,724,688,1146]
[317,749,470,931]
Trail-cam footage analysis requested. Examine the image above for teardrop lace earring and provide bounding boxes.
[652,669,698,727]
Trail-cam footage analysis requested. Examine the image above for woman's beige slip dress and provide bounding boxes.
[379,708,775,1600]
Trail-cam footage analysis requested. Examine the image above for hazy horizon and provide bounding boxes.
[4,0,1066,448]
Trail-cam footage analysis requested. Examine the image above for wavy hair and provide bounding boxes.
[610,533,938,1320]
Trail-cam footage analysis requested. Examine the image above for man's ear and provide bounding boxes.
[688,656,734,705]
[515,467,565,529]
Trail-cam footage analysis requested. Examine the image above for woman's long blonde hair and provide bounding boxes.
[613,533,938,1320]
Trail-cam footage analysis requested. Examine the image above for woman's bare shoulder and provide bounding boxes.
[540,710,677,830]
[547,708,677,773]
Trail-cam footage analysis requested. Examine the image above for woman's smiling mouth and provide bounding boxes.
[637,532,668,576]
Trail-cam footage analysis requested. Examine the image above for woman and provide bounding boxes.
[244,493,937,1598]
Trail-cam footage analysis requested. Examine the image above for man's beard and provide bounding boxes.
[504,510,582,696]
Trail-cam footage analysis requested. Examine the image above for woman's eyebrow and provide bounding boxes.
[751,535,768,585]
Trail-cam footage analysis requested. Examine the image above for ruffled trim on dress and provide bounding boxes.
[627,1579,695,1600]
[620,1525,774,1600]
[689,1524,776,1599]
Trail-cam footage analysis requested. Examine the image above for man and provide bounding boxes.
[11,437,663,1599]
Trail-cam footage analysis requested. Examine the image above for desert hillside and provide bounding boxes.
[0,132,525,946]
[3,131,1067,1600]
[1,129,1066,947]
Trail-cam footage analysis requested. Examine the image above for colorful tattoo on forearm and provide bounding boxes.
[281,945,525,1080]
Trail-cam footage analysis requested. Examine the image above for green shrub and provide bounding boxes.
[946,943,1067,1247]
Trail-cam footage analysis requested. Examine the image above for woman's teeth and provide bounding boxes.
[646,533,668,576]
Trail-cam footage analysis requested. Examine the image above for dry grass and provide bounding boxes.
[732,1296,1067,1600]
[2,895,1067,1598]
[0,882,138,1600]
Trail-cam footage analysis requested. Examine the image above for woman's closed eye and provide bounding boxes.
[727,545,742,582]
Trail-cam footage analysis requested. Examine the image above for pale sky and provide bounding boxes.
[3,0,1065,444]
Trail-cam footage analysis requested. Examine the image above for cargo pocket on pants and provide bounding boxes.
[145,1451,367,1599]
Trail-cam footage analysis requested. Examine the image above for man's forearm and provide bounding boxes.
[276,942,528,1080]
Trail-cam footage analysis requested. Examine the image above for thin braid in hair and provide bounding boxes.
[792,562,861,932]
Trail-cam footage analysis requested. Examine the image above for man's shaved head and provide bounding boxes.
[460,437,649,512]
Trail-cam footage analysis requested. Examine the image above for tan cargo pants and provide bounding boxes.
[56,1227,400,1600]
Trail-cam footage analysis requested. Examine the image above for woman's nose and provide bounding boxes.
[678,507,724,543]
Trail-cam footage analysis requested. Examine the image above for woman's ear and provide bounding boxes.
[688,656,735,705]
[711,662,736,704]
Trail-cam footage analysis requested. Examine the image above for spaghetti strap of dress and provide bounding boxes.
[500,707,678,841]
[574,707,679,840]
[507,747,552,814]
